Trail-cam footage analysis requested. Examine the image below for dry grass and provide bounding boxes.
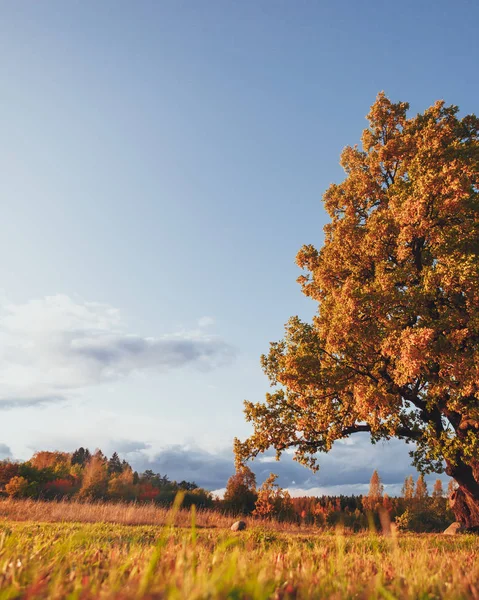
[1,519,479,599]
[1,499,478,599]
[0,497,228,528]
[0,498,306,532]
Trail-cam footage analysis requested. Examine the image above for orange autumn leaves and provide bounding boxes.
[236,93,479,478]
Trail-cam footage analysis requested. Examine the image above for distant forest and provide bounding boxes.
[0,448,213,508]
[0,450,456,532]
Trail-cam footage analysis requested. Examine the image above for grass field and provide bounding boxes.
[1,500,478,599]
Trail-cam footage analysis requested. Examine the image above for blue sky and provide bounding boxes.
[0,1,477,495]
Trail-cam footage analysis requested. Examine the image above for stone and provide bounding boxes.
[230,520,246,531]
[443,522,463,535]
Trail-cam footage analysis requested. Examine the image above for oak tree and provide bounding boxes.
[235,93,479,527]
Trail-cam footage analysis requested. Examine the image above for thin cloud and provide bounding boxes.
[198,316,215,328]
[0,295,235,409]
[0,395,66,410]
[106,439,152,455]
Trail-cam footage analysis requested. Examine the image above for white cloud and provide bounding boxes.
[0,295,235,409]
[198,316,215,328]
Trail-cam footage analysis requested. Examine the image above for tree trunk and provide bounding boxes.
[450,487,479,530]
[446,459,479,530]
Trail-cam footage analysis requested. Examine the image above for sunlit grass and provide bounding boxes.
[0,497,307,532]
[0,500,478,599]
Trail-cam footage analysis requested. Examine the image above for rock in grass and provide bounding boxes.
[443,522,463,535]
[230,520,246,531]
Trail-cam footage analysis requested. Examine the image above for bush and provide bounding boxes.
[5,476,30,498]
[395,507,452,533]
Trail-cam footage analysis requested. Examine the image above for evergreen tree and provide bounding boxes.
[108,452,123,475]
[71,447,91,466]
[178,480,198,491]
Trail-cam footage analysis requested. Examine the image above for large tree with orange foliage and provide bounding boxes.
[235,93,479,527]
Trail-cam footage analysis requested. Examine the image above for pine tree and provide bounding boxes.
[71,447,91,466]
[108,452,123,475]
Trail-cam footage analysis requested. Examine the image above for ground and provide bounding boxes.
[1,517,479,599]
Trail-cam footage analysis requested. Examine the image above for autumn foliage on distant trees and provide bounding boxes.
[235,93,479,527]
[223,465,257,515]
[0,449,212,508]
[0,453,454,531]
[362,470,384,512]
[359,470,452,532]
[220,466,452,532]
[252,473,295,521]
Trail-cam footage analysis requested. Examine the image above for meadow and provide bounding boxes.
[1,499,478,599]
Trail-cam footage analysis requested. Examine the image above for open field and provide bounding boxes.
[1,502,479,599]
[0,499,305,533]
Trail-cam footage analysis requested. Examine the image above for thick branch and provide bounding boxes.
[446,458,479,497]
[277,422,422,454]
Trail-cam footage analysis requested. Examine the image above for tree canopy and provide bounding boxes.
[235,93,479,525]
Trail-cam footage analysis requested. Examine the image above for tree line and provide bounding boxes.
[0,450,455,531]
[0,448,213,508]
[223,466,455,532]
